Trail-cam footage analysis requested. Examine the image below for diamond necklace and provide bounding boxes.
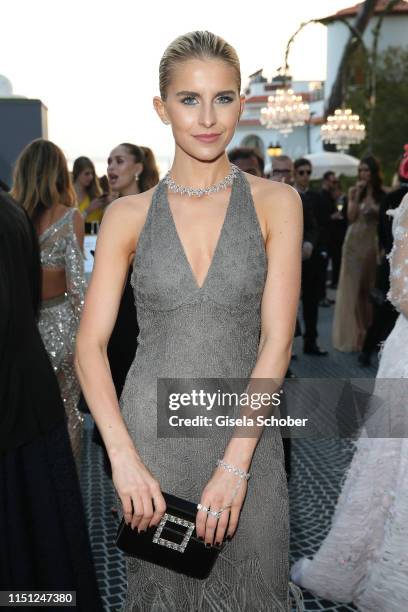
[163,164,239,197]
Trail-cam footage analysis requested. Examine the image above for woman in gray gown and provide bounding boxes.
[76,31,303,611]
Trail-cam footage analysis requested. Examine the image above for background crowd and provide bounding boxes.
[230,144,408,366]
[1,135,408,608]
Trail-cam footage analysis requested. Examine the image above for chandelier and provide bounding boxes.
[321,108,366,152]
[260,88,310,135]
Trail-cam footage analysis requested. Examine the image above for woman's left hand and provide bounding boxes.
[195,468,248,546]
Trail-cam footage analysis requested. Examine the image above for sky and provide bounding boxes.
[2,0,350,173]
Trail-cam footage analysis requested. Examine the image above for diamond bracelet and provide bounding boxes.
[216,459,251,480]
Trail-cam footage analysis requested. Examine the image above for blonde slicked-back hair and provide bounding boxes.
[159,31,241,100]
[11,139,76,222]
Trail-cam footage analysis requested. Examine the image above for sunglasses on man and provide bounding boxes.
[272,168,291,175]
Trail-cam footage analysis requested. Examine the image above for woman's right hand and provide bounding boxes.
[110,447,166,532]
[348,185,357,200]
[350,181,365,199]
[84,197,107,219]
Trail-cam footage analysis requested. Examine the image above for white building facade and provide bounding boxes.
[229,74,325,170]
[324,0,408,106]
[230,0,408,170]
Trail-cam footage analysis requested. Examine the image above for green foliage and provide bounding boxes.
[346,46,408,182]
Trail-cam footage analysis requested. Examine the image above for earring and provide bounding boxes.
[135,173,139,182]
[164,120,170,125]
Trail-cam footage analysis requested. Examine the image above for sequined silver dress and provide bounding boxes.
[291,194,408,610]
[38,208,86,466]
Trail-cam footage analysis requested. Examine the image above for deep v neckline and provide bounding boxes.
[164,172,237,292]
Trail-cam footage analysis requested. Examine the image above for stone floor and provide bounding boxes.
[80,290,378,611]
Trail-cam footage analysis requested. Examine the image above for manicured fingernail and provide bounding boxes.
[198,537,204,541]
[226,535,232,541]
[215,542,220,547]
[205,543,211,548]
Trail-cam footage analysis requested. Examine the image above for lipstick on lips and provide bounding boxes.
[193,133,221,143]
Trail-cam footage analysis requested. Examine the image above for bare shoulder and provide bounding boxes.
[99,187,156,249]
[246,173,301,210]
[244,173,302,237]
[71,207,84,228]
[103,187,155,224]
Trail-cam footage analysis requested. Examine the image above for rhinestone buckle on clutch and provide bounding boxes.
[163,164,239,198]
[153,513,195,553]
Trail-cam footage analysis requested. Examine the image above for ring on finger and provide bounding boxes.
[197,503,209,513]
[208,509,222,519]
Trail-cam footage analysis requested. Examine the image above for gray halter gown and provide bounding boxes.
[120,168,293,611]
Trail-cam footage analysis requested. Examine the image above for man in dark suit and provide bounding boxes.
[293,158,328,355]
[328,178,348,289]
[269,155,313,479]
[318,171,339,305]
[271,155,308,338]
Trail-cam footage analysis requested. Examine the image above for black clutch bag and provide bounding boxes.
[116,492,225,579]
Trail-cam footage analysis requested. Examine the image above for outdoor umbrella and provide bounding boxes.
[305,151,359,179]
